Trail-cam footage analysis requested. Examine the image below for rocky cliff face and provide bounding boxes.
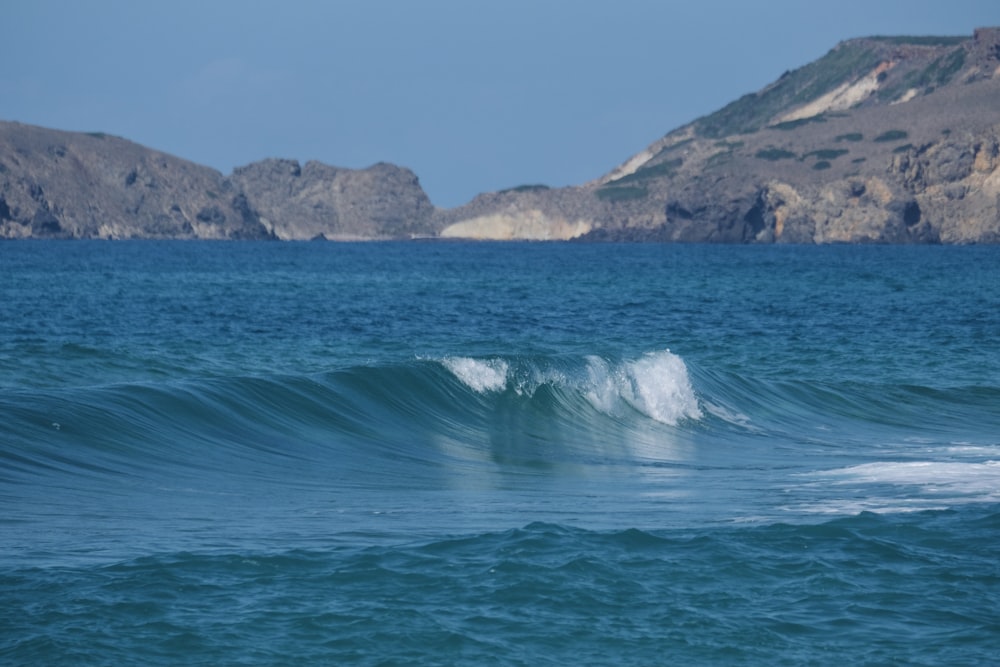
[3,28,999,243]
[229,159,436,240]
[0,125,437,240]
[0,123,270,239]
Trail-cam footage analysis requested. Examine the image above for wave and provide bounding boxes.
[441,349,701,425]
[694,365,1000,436]
[0,350,702,485]
[2,348,997,491]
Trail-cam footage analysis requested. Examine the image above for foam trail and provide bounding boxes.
[818,460,1000,498]
[783,460,1000,515]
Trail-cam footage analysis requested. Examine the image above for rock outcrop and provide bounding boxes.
[0,123,270,239]
[229,159,437,240]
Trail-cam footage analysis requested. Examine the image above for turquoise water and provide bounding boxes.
[2,241,999,665]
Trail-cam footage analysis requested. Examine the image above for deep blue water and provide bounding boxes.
[2,241,999,665]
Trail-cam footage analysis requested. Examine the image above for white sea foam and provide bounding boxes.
[442,357,509,393]
[790,459,1000,514]
[946,444,1000,456]
[817,460,1000,497]
[585,350,701,425]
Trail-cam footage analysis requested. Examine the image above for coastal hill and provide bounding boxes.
[439,27,1000,243]
[0,124,435,240]
[2,27,999,243]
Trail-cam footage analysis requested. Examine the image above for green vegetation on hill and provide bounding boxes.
[612,158,683,186]
[869,35,967,46]
[874,129,909,142]
[706,140,745,168]
[772,115,828,131]
[755,147,796,161]
[498,184,550,194]
[803,148,849,161]
[922,49,967,86]
[694,42,883,138]
[878,47,967,100]
[655,138,694,154]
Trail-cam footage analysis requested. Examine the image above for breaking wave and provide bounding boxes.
[3,346,997,507]
[442,349,701,425]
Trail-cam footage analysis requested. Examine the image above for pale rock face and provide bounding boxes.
[749,176,936,244]
[440,210,592,240]
[891,88,920,105]
[760,182,803,241]
[599,127,697,186]
[776,61,893,123]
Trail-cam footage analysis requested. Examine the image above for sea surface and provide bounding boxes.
[1,240,999,665]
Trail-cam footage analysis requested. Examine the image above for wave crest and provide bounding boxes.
[585,351,702,425]
[440,349,701,426]
[441,357,509,393]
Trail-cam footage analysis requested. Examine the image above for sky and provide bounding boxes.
[4,1,999,208]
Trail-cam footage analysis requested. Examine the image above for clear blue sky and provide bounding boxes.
[4,0,998,207]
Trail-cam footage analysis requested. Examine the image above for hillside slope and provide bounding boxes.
[0,124,270,239]
[439,27,1000,243]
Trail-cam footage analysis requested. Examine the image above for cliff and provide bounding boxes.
[440,28,1000,243]
[229,159,435,240]
[0,125,437,240]
[2,28,999,243]
[0,123,269,239]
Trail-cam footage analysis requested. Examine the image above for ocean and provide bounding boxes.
[1,240,999,665]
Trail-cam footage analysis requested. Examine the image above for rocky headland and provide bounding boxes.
[2,27,999,243]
